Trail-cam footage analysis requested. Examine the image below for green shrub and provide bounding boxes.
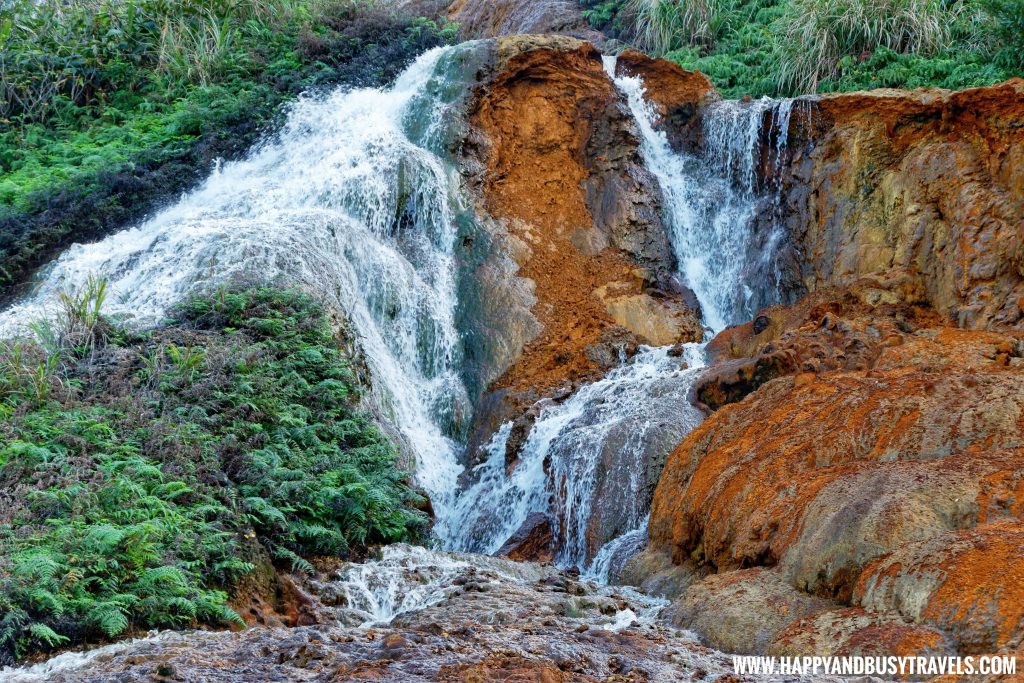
[0,285,425,663]
[982,0,1024,69]
[588,0,1017,96]
[772,0,967,92]
[627,0,744,51]
[0,1,459,298]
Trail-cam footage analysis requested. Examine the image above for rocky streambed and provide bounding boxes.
[2,546,857,683]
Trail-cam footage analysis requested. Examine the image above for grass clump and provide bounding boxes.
[0,284,425,663]
[588,0,1020,96]
[773,0,969,92]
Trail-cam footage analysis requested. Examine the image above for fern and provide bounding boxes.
[28,624,69,649]
[0,286,423,661]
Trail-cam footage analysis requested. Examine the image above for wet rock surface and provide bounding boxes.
[457,38,707,460]
[4,546,835,683]
[447,0,603,43]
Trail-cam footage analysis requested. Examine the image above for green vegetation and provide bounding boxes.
[0,284,425,663]
[0,0,458,296]
[582,0,1020,96]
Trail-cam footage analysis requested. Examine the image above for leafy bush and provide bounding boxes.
[581,0,636,36]
[982,0,1024,69]
[0,285,425,663]
[586,0,1018,96]
[627,0,744,51]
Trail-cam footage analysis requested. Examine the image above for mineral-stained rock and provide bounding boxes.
[663,568,834,655]
[776,80,1024,329]
[645,283,1024,655]
[496,512,556,562]
[652,326,1024,585]
[447,0,603,42]
[617,548,706,598]
[767,607,955,660]
[854,520,1024,655]
[613,50,717,150]
[459,38,707,440]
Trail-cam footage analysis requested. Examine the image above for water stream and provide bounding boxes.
[0,45,478,519]
[0,45,796,665]
[438,58,794,579]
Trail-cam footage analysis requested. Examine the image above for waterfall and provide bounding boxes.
[1,42,796,593]
[0,46,478,518]
[441,58,795,580]
[609,57,792,332]
[445,344,706,579]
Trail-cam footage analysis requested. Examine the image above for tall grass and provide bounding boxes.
[627,0,742,52]
[0,0,311,124]
[773,0,966,92]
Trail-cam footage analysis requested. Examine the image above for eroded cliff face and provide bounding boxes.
[446,0,602,42]
[778,81,1024,329]
[625,76,1024,666]
[642,280,1024,659]
[456,37,709,441]
[439,34,1024,666]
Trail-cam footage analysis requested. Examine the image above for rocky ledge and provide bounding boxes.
[635,280,1023,669]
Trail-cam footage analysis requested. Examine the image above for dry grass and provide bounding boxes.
[773,0,966,92]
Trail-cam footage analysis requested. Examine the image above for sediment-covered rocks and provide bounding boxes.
[777,80,1024,329]
[641,282,1024,657]
[456,38,707,420]
[663,568,835,655]
[447,0,602,42]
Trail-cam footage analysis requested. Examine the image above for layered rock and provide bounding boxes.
[639,281,1024,657]
[457,37,709,440]
[775,80,1024,329]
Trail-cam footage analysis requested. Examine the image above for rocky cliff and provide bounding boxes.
[636,80,1024,667]
[779,82,1024,330]
[445,40,1024,665]
[455,37,709,447]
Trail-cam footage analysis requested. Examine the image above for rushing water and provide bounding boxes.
[0,46,479,518]
[444,344,706,578]
[438,58,794,579]
[1,46,797,660]
[609,57,793,332]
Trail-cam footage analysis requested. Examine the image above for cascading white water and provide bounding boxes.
[0,46,477,516]
[445,344,706,580]
[2,43,797,629]
[440,58,795,581]
[322,545,479,626]
[609,57,793,332]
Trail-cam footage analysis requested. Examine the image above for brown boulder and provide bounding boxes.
[496,512,556,563]
[613,50,717,149]
[664,568,834,655]
[777,80,1024,329]
[854,520,1024,655]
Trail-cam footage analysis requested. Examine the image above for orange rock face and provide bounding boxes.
[465,40,706,408]
[779,80,1024,329]
[855,520,1024,655]
[646,282,1024,655]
